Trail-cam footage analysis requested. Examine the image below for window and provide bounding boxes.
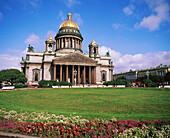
[35,72,38,81]
[48,44,52,51]
[33,69,40,82]
[102,73,105,81]
[94,47,96,54]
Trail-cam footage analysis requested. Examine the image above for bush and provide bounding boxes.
[15,84,23,88]
[56,81,72,86]
[38,80,57,88]
[38,80,72,87]
[103,80,131,87]
[143,79,157,87]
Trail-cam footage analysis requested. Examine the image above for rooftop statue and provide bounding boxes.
[27,44,34,52]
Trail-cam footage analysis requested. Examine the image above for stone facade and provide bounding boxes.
[21,13,114,85]
[113,65,170,82]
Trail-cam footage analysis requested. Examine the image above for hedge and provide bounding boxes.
[38,80,72,87]
[15,84,23,88]
[103,80,131,87]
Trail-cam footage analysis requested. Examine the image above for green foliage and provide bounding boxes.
[164,72,170,83]
[15,84,23,88]
[149,75,164,85]
[136,75,147,81]
[38,80,72,87]
[143,79,157,87]
[103,79,130,87]
[38,80,57,88]
[137,75,165,85]
[115,79,131,87]
[57,81,72,86]
[0,69,27,85]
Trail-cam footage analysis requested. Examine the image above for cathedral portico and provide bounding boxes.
[52,64,96,84]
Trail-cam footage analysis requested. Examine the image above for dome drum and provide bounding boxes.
[55,31,83,41]
[55,25,83,40]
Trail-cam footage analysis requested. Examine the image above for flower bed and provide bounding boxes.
[0,109,169,137]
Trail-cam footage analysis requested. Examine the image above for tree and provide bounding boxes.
[136,75,147,82]
[143,79,157,87]
[0,69,27,85]
[164,72,170,84]
[149,75,164,85]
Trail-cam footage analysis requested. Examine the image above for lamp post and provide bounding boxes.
[146,71,149,80]
[74,70,77,86]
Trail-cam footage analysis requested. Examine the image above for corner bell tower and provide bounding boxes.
[45,34,55,52]
[89,38,99,58]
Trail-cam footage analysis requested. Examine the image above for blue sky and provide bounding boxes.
[0,0,169,73]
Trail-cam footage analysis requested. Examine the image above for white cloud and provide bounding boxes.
[0,48,28,71]
[99,46,170,74]
[46,31,56,39]
[57,11,66,21]
[112,23,124,29]
[24,33,43,50]
[123,4,135,15]
[135,0,170,31]
[0,12,3,20]
[73,13,83,26]
[16,0,41,8]
[28,0,40,8]
[64,0,80,8]
[0,54,21,71]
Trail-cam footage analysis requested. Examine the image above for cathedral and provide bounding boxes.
[21,13,114,86]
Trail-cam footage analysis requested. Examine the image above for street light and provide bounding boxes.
[74,70,77,86]
[146,71,149,79]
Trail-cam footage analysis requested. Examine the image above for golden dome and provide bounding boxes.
[60,12,79,30]
[47,34,54,41]
[91,38,98,45]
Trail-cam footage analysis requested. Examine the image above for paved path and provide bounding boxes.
[0,131,39,138]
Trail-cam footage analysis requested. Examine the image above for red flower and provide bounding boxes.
[57,130,60,135]
[74,131,77,135]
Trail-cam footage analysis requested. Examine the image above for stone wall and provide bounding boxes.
[27,64,42,84]
[29,56,43,62]
[43,63,51,80]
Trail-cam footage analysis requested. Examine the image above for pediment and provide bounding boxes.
[53,52,97,66]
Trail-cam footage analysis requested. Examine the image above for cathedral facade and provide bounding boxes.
[21,13,114,86]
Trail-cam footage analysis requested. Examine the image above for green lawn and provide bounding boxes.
[0,88,170,121]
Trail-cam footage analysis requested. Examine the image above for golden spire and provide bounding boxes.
[67,12,72,20]
[91,38,97,45]
[47,34,54,41]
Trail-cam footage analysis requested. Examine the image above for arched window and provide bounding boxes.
[35,72,38,81]
[102,73,105,81]
[48,44,52,51]
[94,47,96,54]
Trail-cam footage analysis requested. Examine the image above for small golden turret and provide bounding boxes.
[47,34,54,41]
